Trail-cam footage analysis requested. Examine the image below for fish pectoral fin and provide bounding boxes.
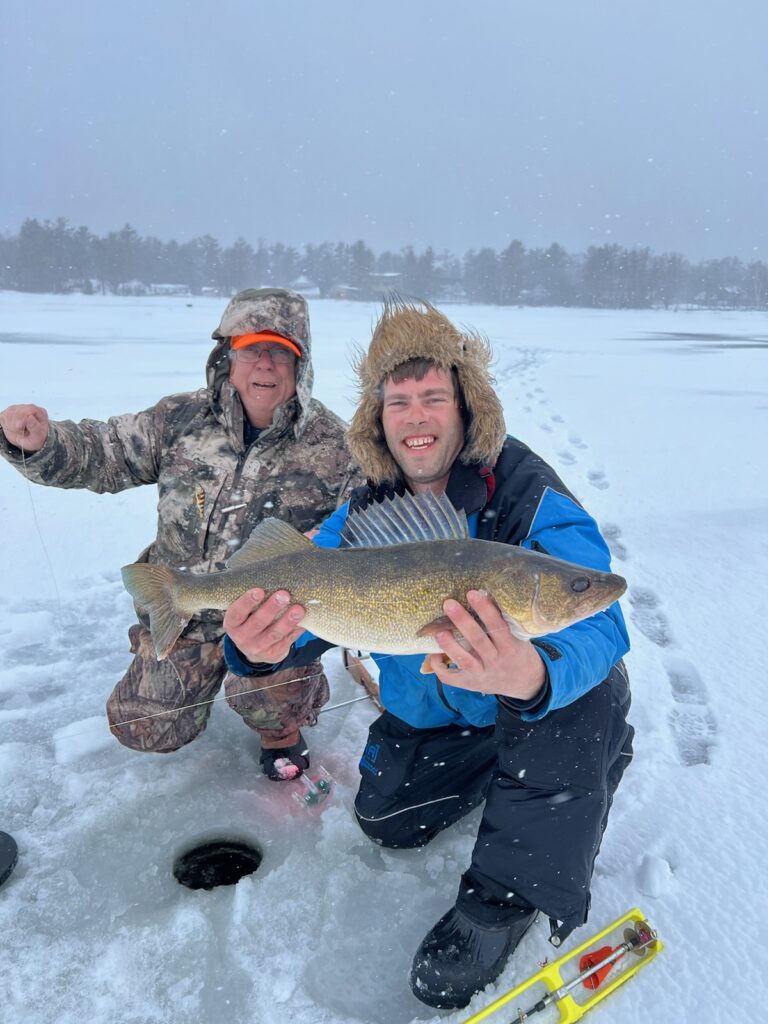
[415,615,455,637]
[226,518,313,568]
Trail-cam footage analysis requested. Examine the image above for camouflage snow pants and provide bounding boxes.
[106,624,330,753]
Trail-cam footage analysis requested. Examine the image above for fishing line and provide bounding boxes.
[51,663,375,747]
[110,670,328,729]
[20,445,64,624]
[51,617,523,750]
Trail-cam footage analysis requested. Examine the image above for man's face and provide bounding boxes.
[381,366,465,493]
[229,344,297,428]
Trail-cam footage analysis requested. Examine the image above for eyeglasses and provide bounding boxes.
[229,344,297,366]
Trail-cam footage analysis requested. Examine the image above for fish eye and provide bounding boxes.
[571,576,591,593]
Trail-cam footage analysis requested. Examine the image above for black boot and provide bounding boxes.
[409,903,538,1009]
[0,831,18,888]
[259,733,309,781]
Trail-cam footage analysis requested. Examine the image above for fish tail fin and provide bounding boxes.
[121,563,191,660]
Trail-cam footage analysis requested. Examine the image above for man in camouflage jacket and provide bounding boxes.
[0,288,357,778]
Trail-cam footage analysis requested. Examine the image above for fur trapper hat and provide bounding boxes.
[347,298,507,485]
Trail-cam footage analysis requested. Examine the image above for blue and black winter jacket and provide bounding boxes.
[225,437,629,728]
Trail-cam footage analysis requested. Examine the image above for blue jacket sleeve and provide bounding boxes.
[310,501,349,550]
[518,486,629,720]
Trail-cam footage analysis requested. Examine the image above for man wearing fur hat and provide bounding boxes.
[223,299,632,1009]
[0,288,356,780]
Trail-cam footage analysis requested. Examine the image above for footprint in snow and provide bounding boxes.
[667,703,717,767]
[664,655,717,767]
[588,469,609,490]
[601,522,628,561]
[557,450,576,465]
[666,657,709,705]
[569,433,588,450]
[628,586,673,648]
[628,589,718,766]
[551,414,564,423]
[540,423,553,433]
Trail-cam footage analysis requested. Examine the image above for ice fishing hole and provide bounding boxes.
[173,838,263,890]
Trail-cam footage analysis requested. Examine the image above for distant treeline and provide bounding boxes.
[2,217,768,310]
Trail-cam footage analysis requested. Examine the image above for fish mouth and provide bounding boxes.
[526,572,625,637]
[403,435,436,451]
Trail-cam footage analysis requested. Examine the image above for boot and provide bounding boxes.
[259,732,309,781]
[409,903,538,1009]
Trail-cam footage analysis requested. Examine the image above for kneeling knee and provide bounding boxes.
[354,807,433,849]
[106,699,188,754]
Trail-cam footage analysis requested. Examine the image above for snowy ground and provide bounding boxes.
[0,292,766,1024]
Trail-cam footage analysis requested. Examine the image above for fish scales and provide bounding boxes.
[121,490,627,661]
[174,540,503,654]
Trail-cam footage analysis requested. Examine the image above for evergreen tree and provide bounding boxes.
[650,252,687,309]
[745,260,768,309]
[464,248,500,303]
[97,224,141,292]
[3,214,767,312]
[16,218,53,292]
[221,238,256,294]
[498,240,526,305]
[0,232,16,289]
[349,240,375,294]
[582,244,624,308]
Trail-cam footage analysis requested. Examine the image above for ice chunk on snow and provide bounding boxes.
[637,853,673,898]
[53,716,113,765]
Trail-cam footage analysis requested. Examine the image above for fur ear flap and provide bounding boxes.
[346,298,506,485]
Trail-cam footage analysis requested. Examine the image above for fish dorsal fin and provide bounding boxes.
[226,518,313,568]
[341,490,469,548]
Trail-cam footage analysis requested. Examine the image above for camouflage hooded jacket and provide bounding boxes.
[0,289,357,641]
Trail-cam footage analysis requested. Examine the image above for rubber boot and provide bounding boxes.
[409,902,538,1009]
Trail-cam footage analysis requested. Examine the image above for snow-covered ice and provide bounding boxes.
[0,292,766,1023]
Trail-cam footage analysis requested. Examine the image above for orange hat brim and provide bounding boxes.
[231,331,302,357]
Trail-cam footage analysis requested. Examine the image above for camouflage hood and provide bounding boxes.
[346,298,507,485]
[206,288,314,442]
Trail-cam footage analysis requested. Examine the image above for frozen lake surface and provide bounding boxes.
[0,292,766,1023]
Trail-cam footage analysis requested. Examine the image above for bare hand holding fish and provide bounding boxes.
[427,590,547,700]
[224,588,306,664]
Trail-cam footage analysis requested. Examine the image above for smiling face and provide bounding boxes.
[229,344,298,428]
[381,365,465,493]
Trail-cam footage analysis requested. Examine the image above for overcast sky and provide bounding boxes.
[2,0,766,261]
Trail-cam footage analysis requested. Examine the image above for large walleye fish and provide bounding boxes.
[121,490,627,662]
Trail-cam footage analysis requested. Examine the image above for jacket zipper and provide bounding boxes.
[436,679,460,714]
